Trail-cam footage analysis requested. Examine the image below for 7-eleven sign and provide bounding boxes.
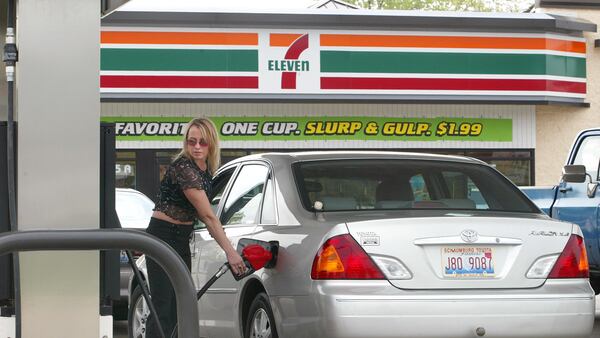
[263,33,319,92]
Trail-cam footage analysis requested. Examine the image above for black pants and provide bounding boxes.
[145,217,194,338]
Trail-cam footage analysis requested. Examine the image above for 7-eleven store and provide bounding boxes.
[100,9,595,201]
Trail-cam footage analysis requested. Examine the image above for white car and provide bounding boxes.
[116,188,154,230]
[114,188,154,320]
[130,151,595,338]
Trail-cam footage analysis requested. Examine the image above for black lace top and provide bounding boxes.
[153,156,213,223]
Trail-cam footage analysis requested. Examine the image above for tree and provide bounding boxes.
[346,0,534,12]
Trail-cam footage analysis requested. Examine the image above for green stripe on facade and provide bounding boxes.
[546,54,586,79]
[321,51,586,78]
[101,49,258,71]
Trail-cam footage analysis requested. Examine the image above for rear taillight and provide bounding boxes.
[548,234,589,279]
[311,234,385,280]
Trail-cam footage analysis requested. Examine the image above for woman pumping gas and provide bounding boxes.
[144,117,246,338]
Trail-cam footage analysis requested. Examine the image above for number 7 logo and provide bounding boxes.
[269,33,309,90]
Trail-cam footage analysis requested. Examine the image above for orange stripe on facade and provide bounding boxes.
[101,31,258,45]
[320,34,586,54]
[270,34,304,47]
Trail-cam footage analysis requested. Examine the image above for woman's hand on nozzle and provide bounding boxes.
[227,250,246,275]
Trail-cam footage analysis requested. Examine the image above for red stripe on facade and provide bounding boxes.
[546,80,586,93]
[282,34,309,89]
[320,77,586,93]
[101,75,259,89]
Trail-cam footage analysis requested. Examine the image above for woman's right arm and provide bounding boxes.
[184,188,246,275]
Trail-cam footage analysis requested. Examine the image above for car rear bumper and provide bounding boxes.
[275,279,595,338]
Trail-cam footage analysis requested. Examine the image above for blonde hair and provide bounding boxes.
[175,118,221,174]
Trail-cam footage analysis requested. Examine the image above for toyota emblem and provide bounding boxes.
[460,229,479,243]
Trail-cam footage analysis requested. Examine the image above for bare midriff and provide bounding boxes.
[152,210,194,226]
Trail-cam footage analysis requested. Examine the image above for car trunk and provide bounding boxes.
[345,214,573,289]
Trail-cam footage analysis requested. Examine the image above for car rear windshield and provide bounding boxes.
[293,159,540,213]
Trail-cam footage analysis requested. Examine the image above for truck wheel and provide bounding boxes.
[245,292,278,338]
[128,286,149,338]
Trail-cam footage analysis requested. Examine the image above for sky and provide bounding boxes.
[120,0,318,11]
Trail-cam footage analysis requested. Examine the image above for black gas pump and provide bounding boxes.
[1,0,18,323]
[99,123,121,317]
[0,121,15,315]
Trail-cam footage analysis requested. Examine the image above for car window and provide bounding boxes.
[194,167,235,229]
[260,177,277,224]
[573,135,600,179]
[221,164,269,226]
[409,174,431,201]
[441,171,490,209]
[210,167,236,210]
[294,159,538,213]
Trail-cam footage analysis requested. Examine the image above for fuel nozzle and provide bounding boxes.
[242,244,273,270]
[229,239,279,281]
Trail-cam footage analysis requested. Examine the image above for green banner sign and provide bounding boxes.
[101,116,512,142]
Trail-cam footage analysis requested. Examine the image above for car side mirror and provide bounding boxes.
[562,165,587,183]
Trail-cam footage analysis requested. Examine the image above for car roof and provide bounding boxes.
[115,188,154,202]
[116,187,143,194]
[223,151,486,168]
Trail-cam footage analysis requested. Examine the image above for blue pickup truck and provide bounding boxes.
[521,128,600,292]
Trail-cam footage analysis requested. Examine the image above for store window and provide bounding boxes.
[116,151,136,189]
[488,160,531,187]
[465,151,533,186]
[156,151,178,182]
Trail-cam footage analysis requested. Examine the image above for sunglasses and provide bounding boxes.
[186,138,209,147]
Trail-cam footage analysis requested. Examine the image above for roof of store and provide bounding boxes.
[539,0,600,8]
[103,7,596,33]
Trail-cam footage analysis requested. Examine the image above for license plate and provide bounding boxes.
[442,247,494,278]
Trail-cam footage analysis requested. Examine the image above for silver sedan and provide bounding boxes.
[130,151,595,338]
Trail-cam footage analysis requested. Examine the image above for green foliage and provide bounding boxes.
[345,0,533,12]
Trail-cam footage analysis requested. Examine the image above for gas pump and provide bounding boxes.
[0,124,122,324]
[0,122,15,332]
[100,123,121,318]
[0,0,130,336]
[1,0,17,331]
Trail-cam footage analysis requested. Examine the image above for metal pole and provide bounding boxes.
[3,0,19,335]
[0,229,200,338]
